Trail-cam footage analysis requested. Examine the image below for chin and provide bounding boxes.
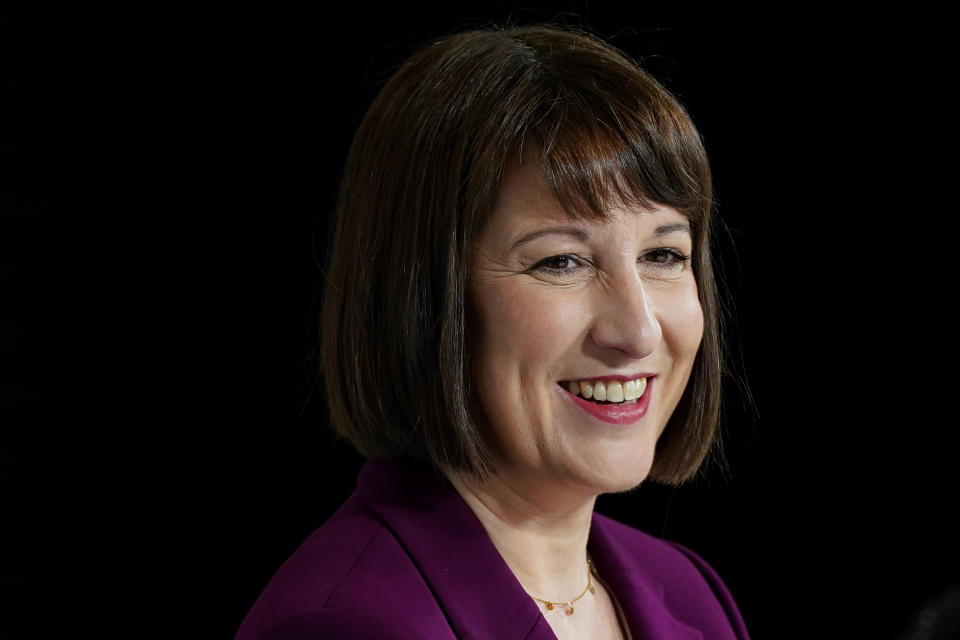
[566,445,657,496]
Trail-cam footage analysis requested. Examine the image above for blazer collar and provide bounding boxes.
[589,517,705,639]
[356,458,555,640]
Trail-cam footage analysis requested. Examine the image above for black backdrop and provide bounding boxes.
[4,4,957,639]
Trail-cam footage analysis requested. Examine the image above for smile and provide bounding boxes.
[563,377,648,404]
[557,376,654,425]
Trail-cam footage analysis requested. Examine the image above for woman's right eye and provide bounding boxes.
[533,254,582,273]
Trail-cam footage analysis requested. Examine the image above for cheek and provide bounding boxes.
[470,282,583,372]
[467,284,582,451]
[662,286,705,363]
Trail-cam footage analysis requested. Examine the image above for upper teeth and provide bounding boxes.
[565,378,648,402]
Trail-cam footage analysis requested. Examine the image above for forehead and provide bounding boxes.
[484,159,689,245]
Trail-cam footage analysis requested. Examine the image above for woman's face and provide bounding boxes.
[467,161,704,496]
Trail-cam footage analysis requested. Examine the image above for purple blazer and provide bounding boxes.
[235,458,750,639]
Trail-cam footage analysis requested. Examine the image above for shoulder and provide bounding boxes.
[254,609,426,640]
[235,494,450,640]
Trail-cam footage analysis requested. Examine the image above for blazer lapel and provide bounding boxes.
[588,515,705,640]
[356,459,557,640]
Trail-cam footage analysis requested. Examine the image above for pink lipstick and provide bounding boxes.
[559,377,653,425]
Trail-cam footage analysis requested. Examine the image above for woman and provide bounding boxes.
[235,25,749,639]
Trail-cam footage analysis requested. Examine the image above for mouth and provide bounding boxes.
[558,376,649,404]
[557,376,654,425]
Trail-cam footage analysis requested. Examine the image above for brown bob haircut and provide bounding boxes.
[321,25,721,485]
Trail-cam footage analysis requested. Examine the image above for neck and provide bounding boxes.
[447,467,597,600]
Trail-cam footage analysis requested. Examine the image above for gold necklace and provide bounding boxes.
[525,558,596,615]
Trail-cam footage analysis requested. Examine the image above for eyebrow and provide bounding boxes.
[509,226,589,251]
[653,222,691,237]
[509,221,691,252]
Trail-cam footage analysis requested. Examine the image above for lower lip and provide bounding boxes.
[559,379,653,425]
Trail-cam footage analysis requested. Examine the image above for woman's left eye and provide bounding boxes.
[640,248,691,269]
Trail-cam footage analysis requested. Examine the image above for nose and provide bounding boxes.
[589,273,662,360]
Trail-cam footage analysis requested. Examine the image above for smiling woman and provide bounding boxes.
[466,159,705,499]
[235,25,748,640]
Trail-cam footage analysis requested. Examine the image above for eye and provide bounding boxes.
[639,248,691,270]
[532,254,585,274]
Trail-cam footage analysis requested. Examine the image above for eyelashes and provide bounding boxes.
[638,248,692,269]
[530,249,692,277]
[534,254,588,273]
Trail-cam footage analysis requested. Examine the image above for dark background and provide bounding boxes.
[4,3,956,639]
